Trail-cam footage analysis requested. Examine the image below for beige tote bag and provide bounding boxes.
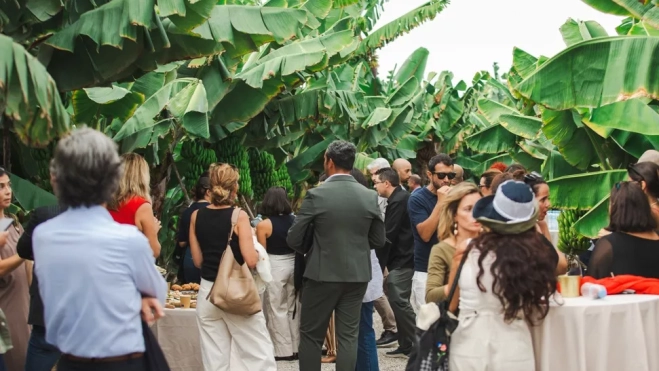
[207,207,262,315]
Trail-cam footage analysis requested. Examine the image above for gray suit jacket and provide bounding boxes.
[287,174,386,283]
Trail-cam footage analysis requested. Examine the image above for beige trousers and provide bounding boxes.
[264,254,300,357]
[196,279,277,371]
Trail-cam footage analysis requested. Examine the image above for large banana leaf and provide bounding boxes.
[354,0,449,56]
[46,0,155,51]
[114,78,208,146]
[584,98,659,135]
[499,114,542,140]
[10,173,58,211]
[559,18,608,47]
[516,36,659,110]
[581,0,630,16]
[394,47,429,85]
[0,35,70,147]
[191,5,308,55]
[235,30,356,88]
[464,124,517,154]
[548,170,628,237]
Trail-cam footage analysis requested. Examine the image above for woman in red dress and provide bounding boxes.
[108,153,161,258]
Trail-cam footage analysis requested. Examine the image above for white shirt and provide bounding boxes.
[363,250,384,302]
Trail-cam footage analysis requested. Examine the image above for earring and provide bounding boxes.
[453,223,458,236]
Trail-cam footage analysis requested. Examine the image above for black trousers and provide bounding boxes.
[298,279,368,371]
[387,267,417,350]
[57,356,147,371]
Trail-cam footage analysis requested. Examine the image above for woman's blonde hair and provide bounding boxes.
[109,153,151,210]
[209,163,239,206]
[437,182,481,240]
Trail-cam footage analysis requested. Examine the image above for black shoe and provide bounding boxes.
[376,330,398,348]
[385,347,411,358]
[275,355,296,361]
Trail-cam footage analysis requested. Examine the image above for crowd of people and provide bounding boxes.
[0,127,658,371]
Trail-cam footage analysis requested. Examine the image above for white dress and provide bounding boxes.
[449,249,535,371]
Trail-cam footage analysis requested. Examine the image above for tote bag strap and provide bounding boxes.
[226,207,241,247]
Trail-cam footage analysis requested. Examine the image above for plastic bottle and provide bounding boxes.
[581,283,607,299]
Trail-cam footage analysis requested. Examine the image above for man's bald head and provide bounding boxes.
[451,164,464,186]
[392,158,412,184]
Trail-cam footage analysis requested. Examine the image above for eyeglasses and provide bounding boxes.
[432,172,456,180]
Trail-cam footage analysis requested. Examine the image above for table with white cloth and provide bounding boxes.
[531,295,659,371]
[151,309,249,371]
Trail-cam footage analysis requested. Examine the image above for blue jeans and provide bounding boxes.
[0,354,6,371]
[183,247,201,284]
[25,325,60,371]
[356,301,379,371]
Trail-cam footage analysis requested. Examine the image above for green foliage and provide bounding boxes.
[557,210,591,255]
[275,166,294,198]
[180,140,216,191]
[214,136,253,198]
[248,148,277,201]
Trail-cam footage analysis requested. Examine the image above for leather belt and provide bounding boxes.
[62,352,144,363]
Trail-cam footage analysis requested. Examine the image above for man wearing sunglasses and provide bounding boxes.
[407,154,454,313]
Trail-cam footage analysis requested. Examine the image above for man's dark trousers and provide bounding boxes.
[298,280,368,371]
[386,267,416,351]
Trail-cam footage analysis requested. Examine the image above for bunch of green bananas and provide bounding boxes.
[557,209,591,255]
[180,141,217,192]
[29,146,54,192]
[248,148,277,201]
[275,166,294,198]
[215,136,253,198]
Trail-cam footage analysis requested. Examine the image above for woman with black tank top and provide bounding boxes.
[189,163,276,371]
[255,187,299,361]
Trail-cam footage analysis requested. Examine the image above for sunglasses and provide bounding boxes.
[524,171,544,185]
[213,162,238,171]
[432,172,456,180]
[628,163,643,181]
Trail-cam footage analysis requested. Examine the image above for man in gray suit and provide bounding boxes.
[288,140,386,371]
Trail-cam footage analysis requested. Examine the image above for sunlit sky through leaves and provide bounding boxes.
[374,0,623,84]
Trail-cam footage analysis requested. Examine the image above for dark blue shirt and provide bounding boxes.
[408,187,438,272]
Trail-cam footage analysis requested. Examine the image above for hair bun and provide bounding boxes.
[211,186,230,204]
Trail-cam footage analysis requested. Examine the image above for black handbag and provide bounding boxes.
[142,321,171,371]
[406,248,471,371]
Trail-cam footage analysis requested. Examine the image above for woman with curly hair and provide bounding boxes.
[446,180,558,370]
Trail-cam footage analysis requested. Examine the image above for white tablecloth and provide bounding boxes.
[531,295,659,371]
[151,309,251,371]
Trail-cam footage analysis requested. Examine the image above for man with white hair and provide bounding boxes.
[367,158,392,217]
[365,158,399,347]
[33,128,166,371]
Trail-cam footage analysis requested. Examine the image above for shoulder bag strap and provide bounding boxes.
[226,207,241,246]
[445,241,473,304]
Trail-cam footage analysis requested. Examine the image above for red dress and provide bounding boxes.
[109,196,149,225]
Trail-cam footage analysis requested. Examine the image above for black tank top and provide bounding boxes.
[195,207,244,281]
[265,214,295,255]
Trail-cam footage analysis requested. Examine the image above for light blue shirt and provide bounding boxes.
[33,206,167,358]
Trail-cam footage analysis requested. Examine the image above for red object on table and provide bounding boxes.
[580,275,659,295]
